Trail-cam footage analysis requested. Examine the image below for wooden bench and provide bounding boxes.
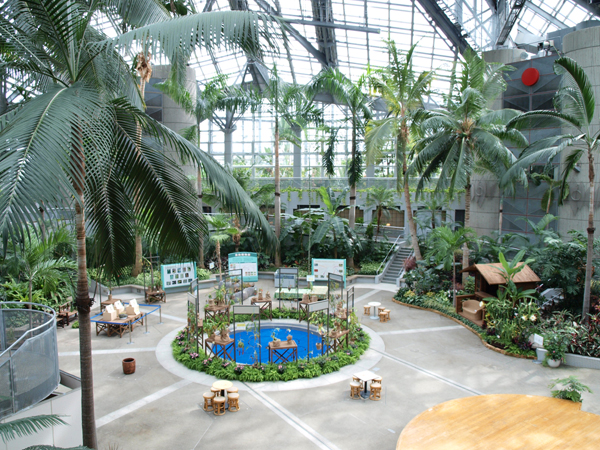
[57,301,77,326]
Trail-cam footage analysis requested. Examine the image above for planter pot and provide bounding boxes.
[287,335,293,343]
[547,359,561,368]
[316,343,322,350]
[273,340,281,348]
[122,358,136,375]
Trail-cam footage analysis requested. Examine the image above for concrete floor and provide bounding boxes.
[57,282,600,450]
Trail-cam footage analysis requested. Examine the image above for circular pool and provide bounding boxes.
[229,324,323,365]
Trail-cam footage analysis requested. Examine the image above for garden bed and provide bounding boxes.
[393,289,536,359]
[172,309,371,382]
[535,348,600,370]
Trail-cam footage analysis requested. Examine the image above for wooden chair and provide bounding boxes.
[228,393,240,412]
[226,386,238,395]
[363,305,370,315]
[213,396,226,416]
[350,381,362,400]
[203,392,215,411]
[370,382,382,401]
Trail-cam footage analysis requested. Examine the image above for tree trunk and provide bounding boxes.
[348,125,357,230]
[73,141,97,449]
[376,207,382,238]
[274,126,282,267]
[582,149,595,322]
[462,181,471,285]
[402,151,422,260]
[452,253,457,308]
[216,240,222,283]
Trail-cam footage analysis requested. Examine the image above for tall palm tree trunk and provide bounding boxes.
[582,149,595,321]
[462,180,471,285]
[73,141,97,449]
[401,148,422,260]
[274,126,282,267]
[347,125,357,270]
[198,166,205,269]
[498,195,504,243]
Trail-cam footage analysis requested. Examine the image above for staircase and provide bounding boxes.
[381,248,413,285]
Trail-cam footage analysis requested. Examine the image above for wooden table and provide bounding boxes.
[275,286,328,300]
[145,288,166,303]
[353,369,378,398]
[204,304,230,322]
[268,340,298,364]
[95,313,143,338]
[100,298,121,312]
[212,380,234,409]
[396,394,600,450]
[328,329,349,352]
[206,336,234,359]
[251,297,272,320]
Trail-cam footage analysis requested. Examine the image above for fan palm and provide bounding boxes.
[262,66,323,266]
[502,56,597,319]
[409,50,527,282]
[308,68,372,234]
[365,42,433,261]
[426,225,475,307]
[365,186,399,238]
[0,2,280,447]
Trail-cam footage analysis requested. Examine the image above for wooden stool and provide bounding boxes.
[203,392,215,411]
[372,376,382,386]
[211,387,220,395]
[228,393,240,412]
[226,386,239,395]
[379,311,387,322]
[370,382,382,401]
[363,305,370,315]
[378,306,386,314]
[350,381,361,399]
[384,309,391,321]
[352,376,361,383]
[213,396,226,415]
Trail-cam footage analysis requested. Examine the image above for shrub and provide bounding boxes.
[358,262,380,275]
[549,376,592,403]
[197,269,211,280]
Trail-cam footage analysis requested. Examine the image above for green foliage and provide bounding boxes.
[357,262,381,275]
[71,321,79,329]
[173,308,370,382]
[549,376,592,403]
[542,331,569,363]
[197,269,211,281]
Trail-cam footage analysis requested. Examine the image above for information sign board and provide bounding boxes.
[228,252,259,282]
[161,262,196,289]
[312,259,346,285]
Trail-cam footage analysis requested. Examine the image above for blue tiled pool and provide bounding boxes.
[229,325,323,365]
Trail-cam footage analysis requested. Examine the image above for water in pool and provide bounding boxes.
[223,325,324,365]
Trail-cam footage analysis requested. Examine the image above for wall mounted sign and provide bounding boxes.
[522,67,540,86]
[161,262,196,289]
[228,252,258,282]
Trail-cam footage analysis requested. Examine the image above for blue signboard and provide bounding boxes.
[161,262,196,290]
[228,252,259,282]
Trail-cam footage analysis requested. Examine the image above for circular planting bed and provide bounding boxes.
[172,314,370,382]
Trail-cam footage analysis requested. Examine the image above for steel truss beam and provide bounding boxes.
[415,0,472,54]
[310,0,337,67]
[496,0,528,46]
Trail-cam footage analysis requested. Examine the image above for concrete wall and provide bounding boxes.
[559,26,600,236]
[0,372,82,449]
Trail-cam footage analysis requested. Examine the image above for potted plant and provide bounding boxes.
[207,294,214,307]
[286,328,293,343]
[542,332,567,368]
[549,376,593,403]
[218,321,229,341]
[271,328,281,347]
[237,339,245,355]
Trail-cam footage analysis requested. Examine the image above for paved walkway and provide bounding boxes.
[56,281,600,449]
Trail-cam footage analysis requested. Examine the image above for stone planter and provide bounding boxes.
[536,348,600,370]
[547,359,561,368]
[122,358,136,375]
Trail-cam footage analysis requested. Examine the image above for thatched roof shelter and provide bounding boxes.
[460,263,541,286]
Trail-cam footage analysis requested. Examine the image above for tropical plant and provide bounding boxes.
[543,331,569,364]
[494,250,537,308]
[529,165,570,216]
[309,187,357,260]
[410,50,527,282]
[503,57,599,320]
[205,214,235,282]
[0,413,89,449]
[308,68,373,236]
[549,376,593,403]
[365,187,399,238]
[0,2,281,447]
[365,42,434,261]
[425,226,475,306]
[262,66,323,266]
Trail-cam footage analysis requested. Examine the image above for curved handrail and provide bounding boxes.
[377,234,405,275]
[0,302,56,357]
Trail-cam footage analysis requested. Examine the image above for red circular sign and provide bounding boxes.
[522,68,540,86]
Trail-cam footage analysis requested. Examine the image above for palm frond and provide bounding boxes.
[0,415,65,443]
[554,56,595,126]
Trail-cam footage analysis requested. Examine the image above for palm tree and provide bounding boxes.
[262,66,323,266]
[409,50,527,282]
[365,186,399,238]
[530,167,570,216]
[310,187,356,260]
[0,2,280,447]
[6,228,77,304]
[0,413,89,449]
[365,42,434,261]
[426,225,475,307]
[308,68,373,234]
[503,57,597,319]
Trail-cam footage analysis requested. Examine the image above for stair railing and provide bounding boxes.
[376,234,404,275]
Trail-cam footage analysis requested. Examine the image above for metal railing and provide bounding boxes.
[377,234,406,275]
[0,303,60,420]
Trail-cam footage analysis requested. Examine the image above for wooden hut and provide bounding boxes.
[455,263,541,326]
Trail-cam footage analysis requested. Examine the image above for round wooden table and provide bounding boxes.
[212,380,234,408]
[396,394,600,450]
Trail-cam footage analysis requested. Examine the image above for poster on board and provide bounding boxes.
[228,252,259,282]
[161,262,197,290]
[312,259,346,286]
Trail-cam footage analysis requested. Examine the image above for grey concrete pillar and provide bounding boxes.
[224,128,234,168]
[293,125,302,179]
